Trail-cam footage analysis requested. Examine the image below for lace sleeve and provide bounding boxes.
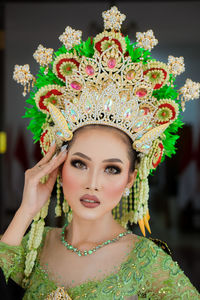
[0,231,30,286]
[141,239,200,299]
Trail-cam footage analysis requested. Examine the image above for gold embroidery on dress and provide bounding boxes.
[45,287,72,300]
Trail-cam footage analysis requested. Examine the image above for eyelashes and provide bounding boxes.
[70,159,121,175]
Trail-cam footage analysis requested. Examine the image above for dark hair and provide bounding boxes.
[66,124,140,174]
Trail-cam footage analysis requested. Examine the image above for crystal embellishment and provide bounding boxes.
[104,99,113,112]
[71,81,82,90]
[136,88,147,98]
[85,65,95,76]
[33,44,54,74]
[107,58,116,69]
[102,6,126,31]
[126,70,135,80]
[168,56,185,76]
[124,108,132,119]
[70,109,78,122]
[136,30,158,51]
[59,26,82,50]
[85,100,92,112]
[13,64,33,86]
[13,64,35,96]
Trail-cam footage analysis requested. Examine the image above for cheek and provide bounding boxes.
[62,162,81,196]
[103,175,128,200]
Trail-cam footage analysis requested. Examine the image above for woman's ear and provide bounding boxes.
[127,168,138,189]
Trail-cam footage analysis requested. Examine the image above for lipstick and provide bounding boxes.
[80,194,100,208]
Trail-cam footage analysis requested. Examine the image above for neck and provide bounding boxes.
[65,212,126,247]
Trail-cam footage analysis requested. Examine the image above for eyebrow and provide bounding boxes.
[72,152,123,164]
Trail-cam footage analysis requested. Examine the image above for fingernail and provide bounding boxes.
[61,144,68,152]
[52,153,57,160]
[51,140,56,146]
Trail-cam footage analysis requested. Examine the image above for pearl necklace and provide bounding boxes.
[61,223,132,256]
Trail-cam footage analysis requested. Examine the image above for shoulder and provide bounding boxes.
[131,234,172,262]
[21,226,58,251]
[131,235,182,275]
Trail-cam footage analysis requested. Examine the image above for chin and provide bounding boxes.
[72,205,110,221]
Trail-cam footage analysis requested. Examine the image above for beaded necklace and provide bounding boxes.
[61,223,132,256]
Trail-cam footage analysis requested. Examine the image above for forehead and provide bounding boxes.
[69,127,129,160]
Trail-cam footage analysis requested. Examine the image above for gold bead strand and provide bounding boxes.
[122,196,126,220]
[112,206,117,220]
[22,175,50,288]
[62,197,70,216]
[55,174,62,217]
[133,176,140,223]
[116,201,121,220]
[129,186,133,214]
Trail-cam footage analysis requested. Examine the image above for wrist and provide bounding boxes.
[17,206,35,221]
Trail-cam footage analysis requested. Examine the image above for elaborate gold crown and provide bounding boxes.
[47,50,172,155]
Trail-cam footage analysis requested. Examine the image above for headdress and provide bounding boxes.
[13,6,200,287]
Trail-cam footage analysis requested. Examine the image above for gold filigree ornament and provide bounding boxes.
[59,26,82,50]
[178,78,200,111]
[45,287,72,300]
[100,45,124,75]
[48,103,73,141]
[122,60,144,86]
[33,44,54,75]
[136,29,158,51]
[133,123,169,154]
[13,64,36,96]
[102,5,126,31]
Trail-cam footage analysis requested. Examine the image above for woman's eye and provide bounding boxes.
[105,166,121,175]
[71,159,86,169]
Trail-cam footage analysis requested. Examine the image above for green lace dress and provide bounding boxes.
[0,226,199,299]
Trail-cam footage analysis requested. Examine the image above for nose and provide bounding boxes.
[85,168,100,191]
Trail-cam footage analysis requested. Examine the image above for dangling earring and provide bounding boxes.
[55,174,62,217]
[67,210,73,223]
[123,187,130,197]
[62,198,70,215]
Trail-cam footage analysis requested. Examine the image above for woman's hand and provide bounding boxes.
[19,143,68,218]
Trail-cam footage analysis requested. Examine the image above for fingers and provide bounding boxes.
[36,142,57,166]
[45,167,59,193]
[34,147,68,181]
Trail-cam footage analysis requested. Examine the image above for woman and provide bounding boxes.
[1,124,199,299]
[1,5,200,299]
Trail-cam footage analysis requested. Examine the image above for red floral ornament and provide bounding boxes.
[143,62,169,90]
[95,37,123,54]
[154,99,179,125]
[53,53,80,83]
[152,142,164,168]
[40,129,52,154]
[94,31,127,55]
[35,85,64,114]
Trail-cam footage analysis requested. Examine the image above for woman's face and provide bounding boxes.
[62,128,136,221]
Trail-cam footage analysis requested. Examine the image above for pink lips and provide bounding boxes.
[80,194,100,208]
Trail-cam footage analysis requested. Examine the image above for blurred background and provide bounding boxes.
[0,0,200,298]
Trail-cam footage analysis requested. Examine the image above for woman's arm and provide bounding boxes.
[0,207,34,246]
[0,143,67,247]
[0,144,67,286]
